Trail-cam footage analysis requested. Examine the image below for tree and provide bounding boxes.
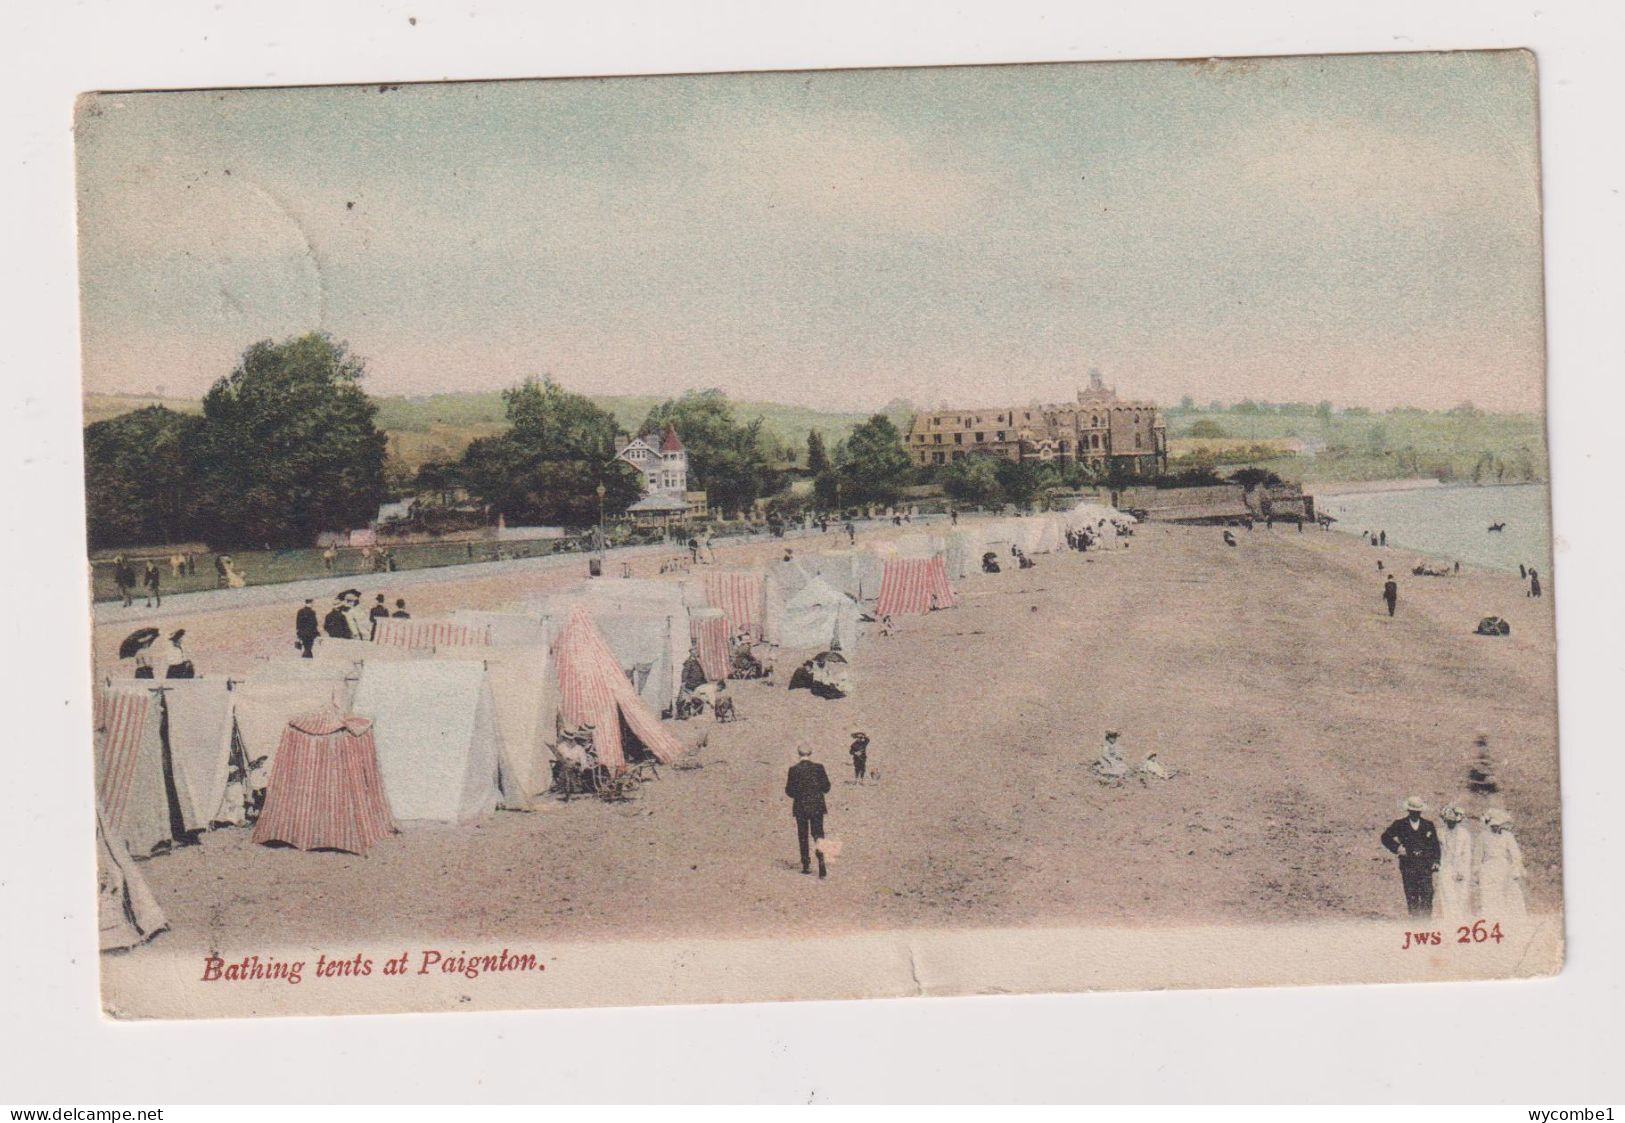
[191,333,387,547]
[83,406,204,548]
[994,458,1051,509]
[642,390,779,516]
[835,414,912,508]
[813,469,842,510]
[459,376,640,527]
[1179,395,1195,411]
[939,455,1003,508]
[806,428,830,475]
[1186,419,1228,439]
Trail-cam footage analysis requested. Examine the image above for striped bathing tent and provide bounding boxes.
[552,609,683,773]
[703,572,766,640]
[688,607,731,681]
[371,617,491,650]
[874,556,958,617]
[252,710,396,855]
[96,679,240,856]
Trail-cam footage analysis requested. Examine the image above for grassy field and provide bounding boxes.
[86,391,900,472]
[1165,407,1547,484]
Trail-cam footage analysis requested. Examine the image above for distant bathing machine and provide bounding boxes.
[905,369,1168,477]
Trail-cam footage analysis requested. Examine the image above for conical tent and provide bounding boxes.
[779,576,861,652]
[534,592,685,715]
[252,710,397,854]
[232,673,356,781]
[350,659,503,824]
[551,609,683,773]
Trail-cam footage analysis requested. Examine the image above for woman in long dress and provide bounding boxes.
[1433,804,1475,921]
[1475,809,1528,920]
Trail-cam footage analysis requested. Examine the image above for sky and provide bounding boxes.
[75,51,1546,413]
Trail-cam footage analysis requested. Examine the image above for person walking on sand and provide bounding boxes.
[1528,569,1542,598]
[785,745,832,878]
[1382,576,1399,617]
[1381,796,1441,919]
[1433,804,1474,921]
[1380,530,1387,547]
[323,597,353,640]
[113,555,135,607]
[849,731,870,783]
[1475,809,1527,921]
[142,560,161,608]
[295,598,320,658]
[368,593,390,639]
[214,554,228,589]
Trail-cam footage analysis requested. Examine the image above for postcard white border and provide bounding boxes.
[4,0,1623,1104]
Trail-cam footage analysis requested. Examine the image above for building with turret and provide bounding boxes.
[615,423,710,525]
[903,370,1168,476]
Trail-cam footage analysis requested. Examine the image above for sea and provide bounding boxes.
[1315,483,1552,574]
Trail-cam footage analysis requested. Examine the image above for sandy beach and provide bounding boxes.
[93,519,1560,956]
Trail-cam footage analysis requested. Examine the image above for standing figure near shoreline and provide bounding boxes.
[1382,576,1399,617]
[1381,796,1440,919]
[1476,810,1527,920]
[1528,569,1542,598]
[1433,805,1474,921]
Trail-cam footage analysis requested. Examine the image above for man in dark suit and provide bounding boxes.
[295,598,320,658]
[1380,796,1441,918]
[368,593,390,640]
[785,746,832,878]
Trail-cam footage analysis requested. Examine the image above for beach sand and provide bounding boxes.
[92,520,1560,954]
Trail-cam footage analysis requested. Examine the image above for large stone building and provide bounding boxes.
[904,369,1168,477]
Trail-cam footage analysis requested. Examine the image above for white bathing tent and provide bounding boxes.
[350,659,503,824]
[97,801,167,951]
[776,576,862,652]
[433,645,556,810]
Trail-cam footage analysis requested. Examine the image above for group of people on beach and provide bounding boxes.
[1380,796,1527,921]
[294,590,410,656]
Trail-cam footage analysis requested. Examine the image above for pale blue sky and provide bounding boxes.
[76,51,1545,411]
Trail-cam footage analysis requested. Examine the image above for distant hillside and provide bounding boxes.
[84,390,910,471]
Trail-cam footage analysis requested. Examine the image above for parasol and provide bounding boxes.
[119,628,159,660]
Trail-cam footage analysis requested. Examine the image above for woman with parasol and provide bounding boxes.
[119,627,159,677]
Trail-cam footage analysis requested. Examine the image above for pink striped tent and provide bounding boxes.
[875,556,958,617]
[703,572,766,640]
[95,682,207,857]
[371,617,491,650]
[252,711,396,855]
[552,609,683,773]
[689,607,731,681]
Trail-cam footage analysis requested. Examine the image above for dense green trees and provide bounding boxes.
[938,455,1002,508]
[83,406,205,548]
[806,429,830,475]
[84,334,390,549]
[832,414,912,509]
[458,377,641,526]
[191,334,388,546]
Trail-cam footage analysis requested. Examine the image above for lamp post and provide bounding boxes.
[596,483,606,556]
